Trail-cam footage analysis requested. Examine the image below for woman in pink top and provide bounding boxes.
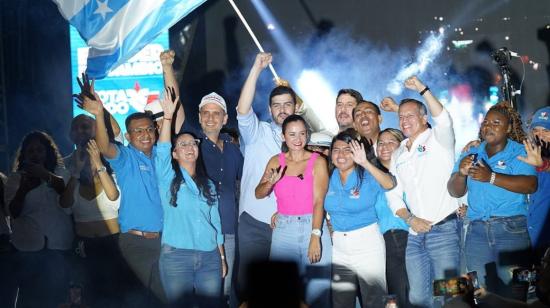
[256,114,331,308]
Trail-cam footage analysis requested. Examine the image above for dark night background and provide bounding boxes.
[1,0,549,173]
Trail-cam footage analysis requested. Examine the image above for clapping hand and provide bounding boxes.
[468,159,492,182]
[86,140,103,171]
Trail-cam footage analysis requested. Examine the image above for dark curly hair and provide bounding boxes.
[169,132,217,207]
[479,102,526,143]
[13,131,64,173]
[329,128,388,189]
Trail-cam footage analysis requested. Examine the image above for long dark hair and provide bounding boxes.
[169,132,216,207]
[13,131,64,172]
[329,128,388,188]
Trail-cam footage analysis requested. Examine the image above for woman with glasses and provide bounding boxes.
[154,90,226,307]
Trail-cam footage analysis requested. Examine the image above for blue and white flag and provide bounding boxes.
[54,0,206,79]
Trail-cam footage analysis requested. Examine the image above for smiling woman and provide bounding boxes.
[255,114,332,307]
[447,102,537,296]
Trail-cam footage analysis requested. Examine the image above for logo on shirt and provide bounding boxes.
[494,160,507,170]
[417,145,427,153]
[349,187,360,199]
[139,164,151,172]
[538,112,548,120]
[327,190,335,196]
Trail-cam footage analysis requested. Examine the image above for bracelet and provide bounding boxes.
[419,86,430,95]
[163,117,172,121]
[220,255,225,260]
[311,228,322,237]
[97,166,107,173]
[406,213,415,225]
[536,159,550,172]
[489,172,496,185]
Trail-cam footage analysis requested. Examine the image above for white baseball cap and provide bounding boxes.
[199,92,227,113]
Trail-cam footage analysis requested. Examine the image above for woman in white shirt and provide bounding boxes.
[5,131,72,308]
[60,139,121,307]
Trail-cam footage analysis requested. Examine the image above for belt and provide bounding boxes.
[127,230,160,239]
[434,213,457,226]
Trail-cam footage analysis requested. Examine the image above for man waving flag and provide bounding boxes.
[53,0,205,79]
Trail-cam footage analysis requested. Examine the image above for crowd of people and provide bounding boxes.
[0,50,549,308]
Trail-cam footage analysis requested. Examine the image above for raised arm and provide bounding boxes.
[404,76,443,117]
[237,53,272,115]
[160,50,184,133]
[158,87,179,143]
[349,139,395,189]
[60,150,86,208]
[82,93,118,158]
[87,140,119,201]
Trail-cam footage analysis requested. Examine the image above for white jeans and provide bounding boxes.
[332,223,387,308]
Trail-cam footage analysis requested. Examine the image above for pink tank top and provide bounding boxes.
[274,152,319,215]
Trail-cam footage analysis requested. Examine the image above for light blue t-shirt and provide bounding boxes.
[155,142,223,251]
[452,139,536,221]
[107,144,163,233]
[324,168,385,232]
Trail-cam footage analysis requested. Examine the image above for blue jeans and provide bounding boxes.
[223,234,237,307]
[406,217,460,308]
[465,215,531,295]
[159,245,222,307]
[270,214,332,308]
[236,212,272,303]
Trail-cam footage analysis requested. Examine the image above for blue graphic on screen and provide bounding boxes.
[70,25,169,139]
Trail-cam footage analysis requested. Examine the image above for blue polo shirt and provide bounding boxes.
[453,139,536,221]
[107,144,163,233]
[324,168,385,232]
[375,194,409,234]
[155,142,223,251]
[181,122,243,234]
[528,171,550,247]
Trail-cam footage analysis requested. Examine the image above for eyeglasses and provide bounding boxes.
[175,139,201,148]
[129,126,155,134]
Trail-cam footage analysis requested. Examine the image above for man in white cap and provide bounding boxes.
[179,91,244,306]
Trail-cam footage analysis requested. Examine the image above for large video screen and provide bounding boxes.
[70,25,169,139]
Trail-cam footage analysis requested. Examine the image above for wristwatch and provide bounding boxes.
[97,166,107,173]
[311,229,322,237]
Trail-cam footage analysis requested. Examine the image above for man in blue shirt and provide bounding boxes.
[179,91,244,306]
[84,94,166,305]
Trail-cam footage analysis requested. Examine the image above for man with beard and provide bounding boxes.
[235,52,299,304]
[335,89,363,132]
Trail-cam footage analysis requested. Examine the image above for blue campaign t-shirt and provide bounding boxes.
[453,139,536,221]
[107,144,163,232]
[324,168,385,232]
[155,142,224,251]
[180,122,243,235]
[528,171,550,247]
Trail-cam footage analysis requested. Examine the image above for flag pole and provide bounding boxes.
[227,0,280,81]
